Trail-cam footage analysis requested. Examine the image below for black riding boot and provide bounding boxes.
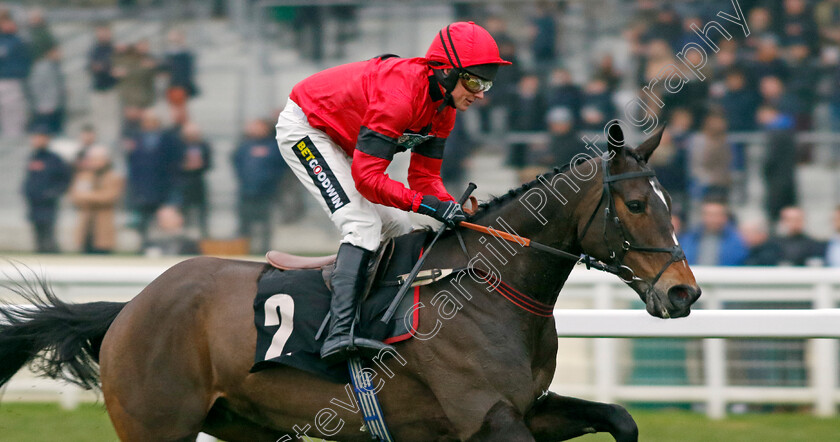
[321,243,394,364]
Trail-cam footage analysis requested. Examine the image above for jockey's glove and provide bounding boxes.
[416,195,466,227]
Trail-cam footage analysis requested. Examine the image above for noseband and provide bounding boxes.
[578,155,685,295]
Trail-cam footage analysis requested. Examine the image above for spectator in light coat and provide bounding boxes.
[69,146,124,254]
[689,113,732,201]
[113,40,157,111]
[27,47,65,134]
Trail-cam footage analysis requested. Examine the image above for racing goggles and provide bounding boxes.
[459,72,493,93]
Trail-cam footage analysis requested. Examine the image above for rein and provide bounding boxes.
[457,221,627,278]
[460,155,685,292]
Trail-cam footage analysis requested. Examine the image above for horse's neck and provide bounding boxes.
[443,173,591,306]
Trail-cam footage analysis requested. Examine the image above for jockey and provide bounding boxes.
[275,22,511,363]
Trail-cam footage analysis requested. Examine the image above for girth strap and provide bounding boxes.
[348,357,394,441]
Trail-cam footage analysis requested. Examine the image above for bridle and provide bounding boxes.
[460,154,685,296]
[577,155,686,295]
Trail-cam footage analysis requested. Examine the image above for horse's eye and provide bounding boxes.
[626,200,646,214]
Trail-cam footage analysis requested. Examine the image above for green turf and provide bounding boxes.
[584,409,840,441]
[0,403,116,442]
[1,403,839,441]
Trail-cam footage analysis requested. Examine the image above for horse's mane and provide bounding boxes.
[467,149,648,222]
[468,155,592,222]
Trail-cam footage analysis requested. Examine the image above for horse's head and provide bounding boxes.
[577,123,700,318]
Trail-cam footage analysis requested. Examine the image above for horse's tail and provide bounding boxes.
[0,270,126,390]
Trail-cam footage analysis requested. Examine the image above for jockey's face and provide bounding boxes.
[444,69,485,111]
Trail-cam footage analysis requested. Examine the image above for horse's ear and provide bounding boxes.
[635,126,665,162]
[606,121,624,156]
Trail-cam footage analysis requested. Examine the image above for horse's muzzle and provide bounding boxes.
[665,284,701,318]
[642,284,701,319]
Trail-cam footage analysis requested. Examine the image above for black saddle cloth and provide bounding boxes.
[251,231,430,383]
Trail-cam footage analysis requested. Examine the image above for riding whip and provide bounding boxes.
[380,182,477,323]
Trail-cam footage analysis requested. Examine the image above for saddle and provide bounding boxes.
[252,231,437,382]
[265,236,395,299]
[265,251,336,270]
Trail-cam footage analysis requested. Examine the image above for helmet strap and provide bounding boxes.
[433,25,465,110]
[433,68,461,110]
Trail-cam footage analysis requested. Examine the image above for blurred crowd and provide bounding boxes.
[445,0,840,268]
[11,1,840,264]
[11,4,295,255]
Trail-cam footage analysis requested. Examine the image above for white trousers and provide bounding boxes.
[275,98,412,252]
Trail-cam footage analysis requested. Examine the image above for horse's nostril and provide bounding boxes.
[668,285,698,307]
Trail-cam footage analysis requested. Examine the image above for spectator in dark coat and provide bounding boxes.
[592,54,622,94]
[506,74,547,183]
[160,30,197,122]
[545,106,581,168]
[784,41,819,130]
[482,16,520,132]
[757,105,797,222]
[125,109,181,250]
[779,0,819,51]
[759,76,800,122]
[743,7,777,54]
[546,68,581,126]
[648,129,688,212]
[580,77,615,132]
[22,128,71,253]
[233,119,284,253]
[26,8,56,61]
[771,206,827,266]
[740,217,783,266]
[529,4,557,68]
[714,69,756,173]
[679,200,749,266]
[177,122,212,238]
[717,68,760,132]
[642,6,682,49]
[0,17,31,138]
[87,24,119,146]
[750,37,789,83]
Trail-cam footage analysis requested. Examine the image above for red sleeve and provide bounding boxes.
[351,149,421,210]
[407,139,453,201]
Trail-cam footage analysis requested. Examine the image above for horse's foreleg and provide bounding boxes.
[524,392,638,442]
[466,401,535,442]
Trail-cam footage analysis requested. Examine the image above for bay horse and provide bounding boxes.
[0,125,699,441]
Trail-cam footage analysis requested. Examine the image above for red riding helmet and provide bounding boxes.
[426,21,512,82]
